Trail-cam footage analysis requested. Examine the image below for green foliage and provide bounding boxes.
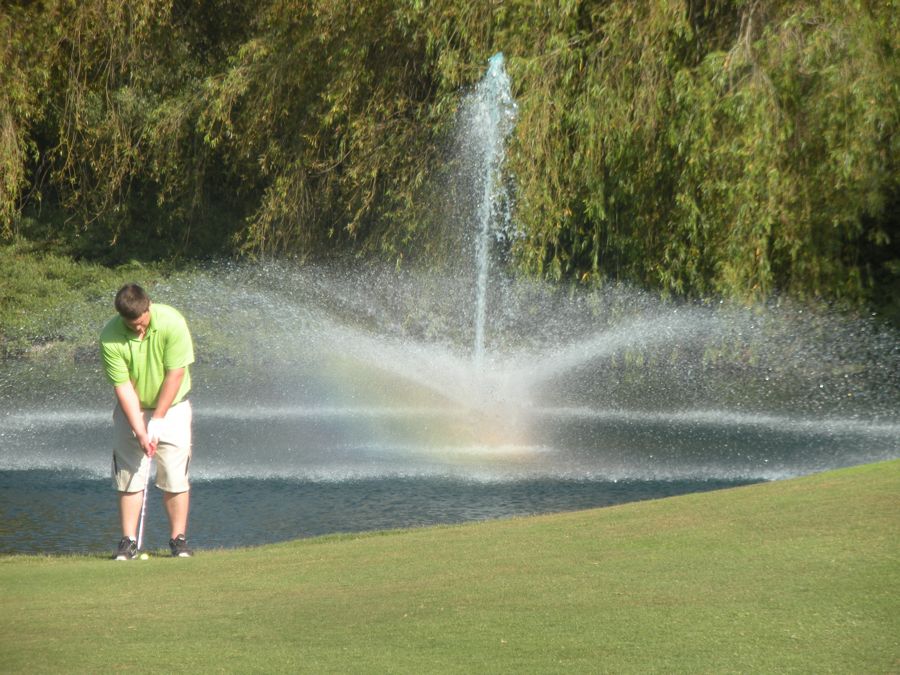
[0,239,164,357]
[0,3,50,236]
[1,0,897,306]
[2,0,255,261]
[483,0,898,303]
[198,1,444,256]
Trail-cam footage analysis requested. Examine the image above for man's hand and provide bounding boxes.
[147,417,166,445]
[138,432,158,458]
[144,417,165,458]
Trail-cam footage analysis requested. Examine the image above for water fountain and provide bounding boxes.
[1,54,898,554]
[467,52,518,368]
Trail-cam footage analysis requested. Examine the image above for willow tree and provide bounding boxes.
[406,0,898,303]
[194,0,453,260]
[1,0,254,258]
[2,0,897,307]
[352,0,898,303]
[0,3,49,236]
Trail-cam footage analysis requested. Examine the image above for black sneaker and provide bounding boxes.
[169,534,193,558]
[114,537,137,561]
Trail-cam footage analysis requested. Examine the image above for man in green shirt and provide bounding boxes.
[100,283,195,559]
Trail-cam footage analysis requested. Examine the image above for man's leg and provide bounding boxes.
[156,401,192,553]
[113,404,149,542]
[118,490,143,539]
[163,490,190,539]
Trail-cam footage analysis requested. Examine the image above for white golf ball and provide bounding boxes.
[139,553,149,560]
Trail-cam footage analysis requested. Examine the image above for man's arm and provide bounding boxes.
[114,382,156,457]
[151,367,185,421]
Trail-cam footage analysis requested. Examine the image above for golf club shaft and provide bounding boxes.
[136,457,151,550]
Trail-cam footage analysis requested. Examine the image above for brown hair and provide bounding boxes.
[114,283,151,320]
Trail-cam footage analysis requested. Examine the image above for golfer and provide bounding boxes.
[100,283,195,560]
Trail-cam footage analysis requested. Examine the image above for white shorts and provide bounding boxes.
[112,400,192,493]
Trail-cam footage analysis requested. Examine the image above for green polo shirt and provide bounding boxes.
[100,303,194,409]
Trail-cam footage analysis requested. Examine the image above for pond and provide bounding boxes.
[2,53,897,555]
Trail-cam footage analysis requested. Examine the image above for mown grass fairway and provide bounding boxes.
[2,460,898,673]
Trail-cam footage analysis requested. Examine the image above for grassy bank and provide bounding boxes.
[0,240,168,358]
[2,460,897,673]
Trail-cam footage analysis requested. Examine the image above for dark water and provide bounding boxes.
[0,469,754,555]
[2,397,898,555]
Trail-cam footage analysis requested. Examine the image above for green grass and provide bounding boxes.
[2,460,898,673]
